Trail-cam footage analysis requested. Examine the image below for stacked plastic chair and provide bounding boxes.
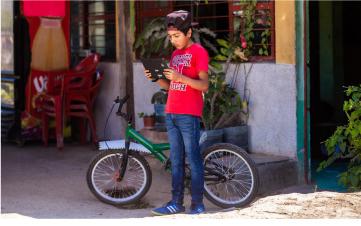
[35,54,102,149]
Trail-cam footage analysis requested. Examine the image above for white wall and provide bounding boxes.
[225,63,297,159]
[133,61,163,130]
[94,61,163,140]
[102,62,298,158]
[94,62,127,140]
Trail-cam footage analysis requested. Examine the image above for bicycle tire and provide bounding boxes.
[202,143,259,208]
[86,149,152,206]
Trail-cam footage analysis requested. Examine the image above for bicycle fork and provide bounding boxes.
[117,139,130,181]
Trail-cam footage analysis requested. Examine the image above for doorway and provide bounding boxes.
[309,1,361,191]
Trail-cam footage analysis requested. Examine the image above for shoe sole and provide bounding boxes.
[151,210,185,216]
[189,211,205,215]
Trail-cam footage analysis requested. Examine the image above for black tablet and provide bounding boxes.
[141,58,169,82]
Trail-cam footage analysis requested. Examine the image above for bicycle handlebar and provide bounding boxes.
[115,95,130,119]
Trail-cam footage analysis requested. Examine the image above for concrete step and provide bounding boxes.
[250,153,299,195]
[139,129,299,195]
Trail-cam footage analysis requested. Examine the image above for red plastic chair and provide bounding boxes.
[75,53,100,72]
[64,71,104,144]
[32,69,66,149]
[35,54,101,149]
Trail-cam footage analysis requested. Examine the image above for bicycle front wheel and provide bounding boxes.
[86,149,152,206]
[203,143,259,208]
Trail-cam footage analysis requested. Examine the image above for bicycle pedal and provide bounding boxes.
[164,159,171,170]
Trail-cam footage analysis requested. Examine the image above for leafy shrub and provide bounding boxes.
[318,85,361,191]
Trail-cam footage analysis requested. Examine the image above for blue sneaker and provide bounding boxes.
[189,203,205,214]
[151,201,185,216]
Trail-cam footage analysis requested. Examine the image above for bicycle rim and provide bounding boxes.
[91,153,147,203]
[204,148,255,206]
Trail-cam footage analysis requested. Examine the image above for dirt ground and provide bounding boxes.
[158,190,361,219]
[1,143,361,220]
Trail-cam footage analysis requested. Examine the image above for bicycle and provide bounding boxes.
[86,95,259,208]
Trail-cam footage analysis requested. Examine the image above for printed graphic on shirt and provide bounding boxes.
[170,81,187,91]
[172,53,192,74]
[170,53,192,92]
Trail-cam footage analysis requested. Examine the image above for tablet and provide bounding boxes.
[141,58,169,82]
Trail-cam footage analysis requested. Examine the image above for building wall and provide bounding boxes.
[96,2,299,159]
[132,2,298,158]
[226,63,297,158]
[132,62,298,158]
[94,62,127,140]
[275,0,296,65]
[93,1,132,141]
[133,62,161,130]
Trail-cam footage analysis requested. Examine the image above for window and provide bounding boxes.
[70,1,116,63]
[135,1,173,36]
[1,0,14,72]
[173,1,230,39]
[229,0,275,61]
[135,0,275,61]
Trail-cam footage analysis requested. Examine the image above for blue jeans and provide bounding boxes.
[166,114,204,205]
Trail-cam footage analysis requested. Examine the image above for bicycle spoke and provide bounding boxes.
[90,152,149,203]
[203,147,257,206]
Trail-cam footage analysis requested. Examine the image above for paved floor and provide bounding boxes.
[1,142,313,219]
[1,142,222,219]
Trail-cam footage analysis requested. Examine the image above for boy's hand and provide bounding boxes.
[144,69,153,81]
[163,68,183,82]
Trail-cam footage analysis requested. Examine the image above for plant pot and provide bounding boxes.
[143,116,155,129]
[223,125,249,151]
[199,128,224,153]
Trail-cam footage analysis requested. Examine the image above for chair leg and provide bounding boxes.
[54,96,63,150]
[42,113,49,147]
[79,118,87,144]
[88,115,98,144]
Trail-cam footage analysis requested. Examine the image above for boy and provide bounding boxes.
[144,10,209,215]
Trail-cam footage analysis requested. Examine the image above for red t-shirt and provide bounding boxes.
[165,43,209,117]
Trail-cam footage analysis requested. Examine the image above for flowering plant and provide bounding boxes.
[203,0,271,129]
[203,33,251,129]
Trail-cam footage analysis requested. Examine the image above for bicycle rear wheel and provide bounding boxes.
[203,143,259,208]
[86,149,152,205]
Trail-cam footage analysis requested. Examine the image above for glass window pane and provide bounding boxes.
[71,1,116,62]
[89,2,104,14]
[1,1,14,72]
[1,79,15,106]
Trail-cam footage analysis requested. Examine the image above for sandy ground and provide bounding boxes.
[158,190,361,219]
[1,142,361,220]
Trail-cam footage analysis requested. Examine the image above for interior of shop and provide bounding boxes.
[309,1,361,191]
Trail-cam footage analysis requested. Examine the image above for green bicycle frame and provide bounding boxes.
[125,123,170,163]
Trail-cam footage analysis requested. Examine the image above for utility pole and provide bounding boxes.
[118,0,135,126]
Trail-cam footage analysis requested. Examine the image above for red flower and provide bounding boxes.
[241,41,247,49]
[240,35,247,49]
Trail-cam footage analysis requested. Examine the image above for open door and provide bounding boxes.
[308,1,361,191]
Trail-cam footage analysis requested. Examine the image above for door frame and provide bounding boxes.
[296,0,311,184]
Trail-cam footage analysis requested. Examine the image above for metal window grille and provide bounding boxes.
[70,1,116,62]
[135,0,275,61]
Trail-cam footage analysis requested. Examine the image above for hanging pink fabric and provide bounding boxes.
[23,0,65,17]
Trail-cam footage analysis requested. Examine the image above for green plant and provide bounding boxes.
[151,89,168,104]
[317,85,361,191]
[137,112,155,118]
[133,18,171,58]
[203,71,245,130]
[203,0,266,130]
[135,2,267,130]
[134,17,218,58]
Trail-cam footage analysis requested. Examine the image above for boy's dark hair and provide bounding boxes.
[166,10,193,35]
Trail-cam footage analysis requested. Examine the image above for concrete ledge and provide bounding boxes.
[250,153,299,195]
[138,129,299,195]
